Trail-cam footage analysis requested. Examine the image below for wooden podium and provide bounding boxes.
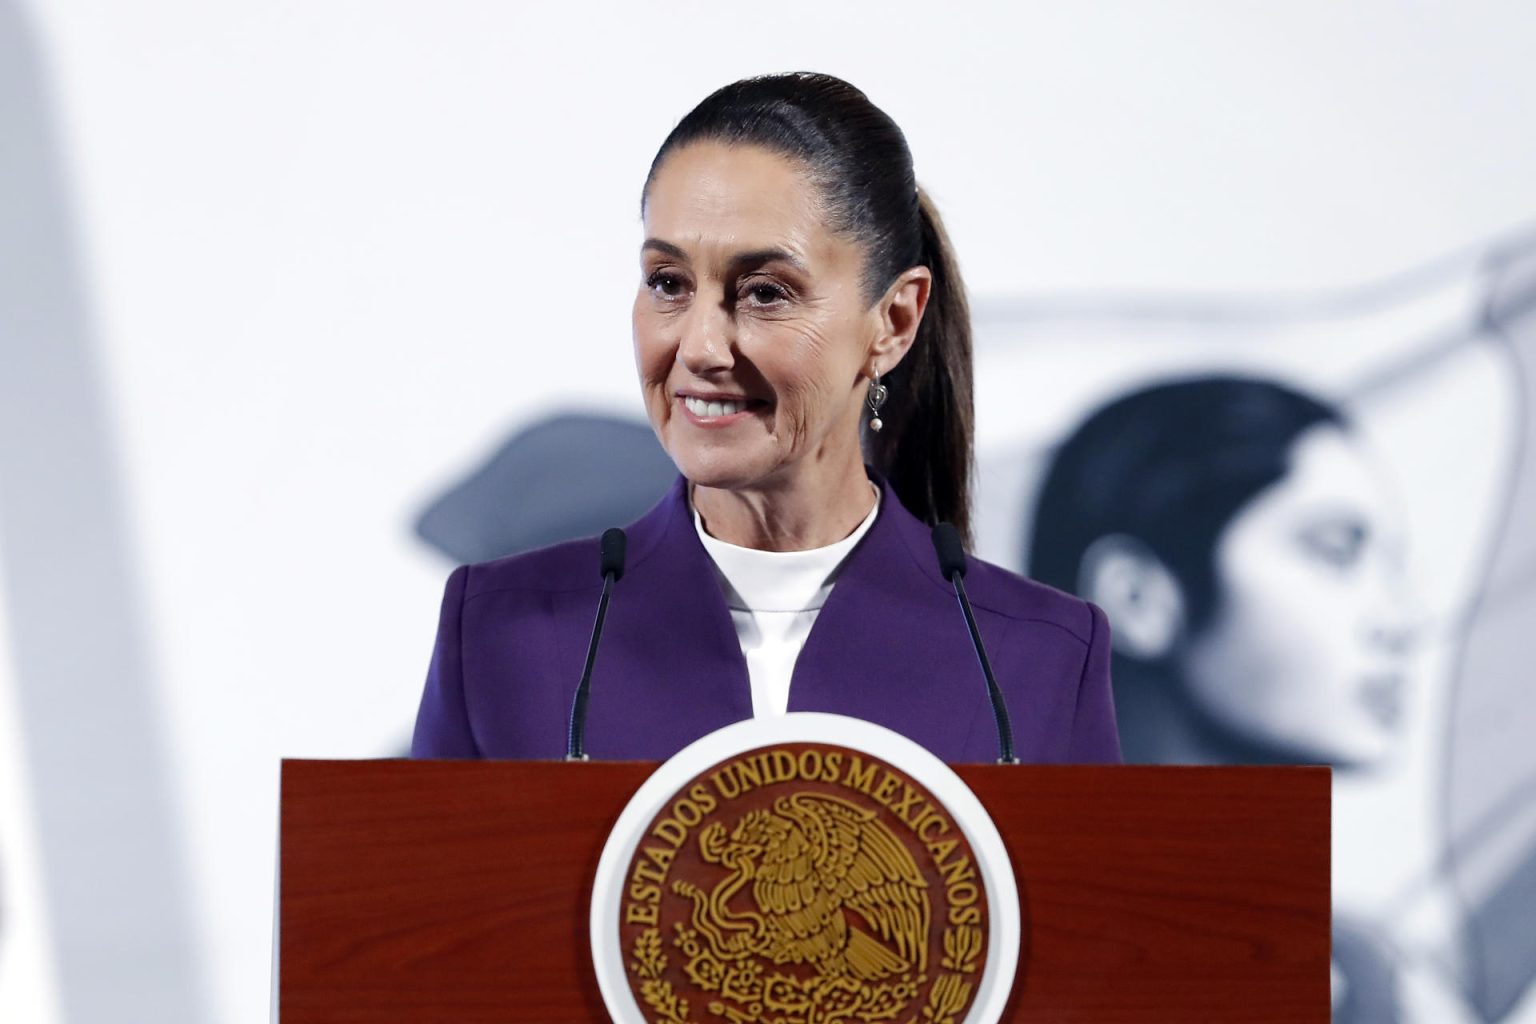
[279,760,1329,1022]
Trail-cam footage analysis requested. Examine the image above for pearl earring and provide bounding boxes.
[867,373,888,432]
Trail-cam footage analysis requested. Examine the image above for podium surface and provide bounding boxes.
[280,760,1328,1022]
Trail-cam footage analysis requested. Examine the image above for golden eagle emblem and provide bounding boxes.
[675,792,931,982]
[619,744,988,1024]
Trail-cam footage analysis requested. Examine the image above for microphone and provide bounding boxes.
[931,523,1019,765]
[566,528,627,761]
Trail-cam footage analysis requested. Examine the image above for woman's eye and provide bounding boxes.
[741,280,788,306]
[645,271,688,300]
[1297,520,1368,570]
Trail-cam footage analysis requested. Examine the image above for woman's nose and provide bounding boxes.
[675,304,734,375]
[1366,587,1424,656]
[1368,619,1416,656]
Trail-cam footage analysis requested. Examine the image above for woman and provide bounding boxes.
[1028,375,1417,768]
[412,73,1119,764]
[1029,376,1422,1018]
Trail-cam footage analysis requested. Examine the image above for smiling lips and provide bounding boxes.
[680,394,766,424]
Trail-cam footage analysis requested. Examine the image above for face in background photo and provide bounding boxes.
[1028,376,1417,768]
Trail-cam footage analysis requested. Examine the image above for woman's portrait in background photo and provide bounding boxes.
[1027,375,1426,1019]
[1020,344,1536,1021]
[410,72,1121,766]
[1027,375,1418,770]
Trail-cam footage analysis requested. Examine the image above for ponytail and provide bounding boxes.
[866,189,975,547]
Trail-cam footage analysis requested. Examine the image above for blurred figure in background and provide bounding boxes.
[414,413,675,565]
[1028,375,1421,1020]
[1020,227,1536,1021]
[1027,376,1417,768]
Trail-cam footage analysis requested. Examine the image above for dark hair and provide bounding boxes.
[1028,376,1348,634]
[642,72,976,545]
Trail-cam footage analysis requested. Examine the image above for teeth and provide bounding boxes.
[685,396,747,418]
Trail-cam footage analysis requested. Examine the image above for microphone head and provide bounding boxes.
[931,523,967,582]
[599,527,628,581]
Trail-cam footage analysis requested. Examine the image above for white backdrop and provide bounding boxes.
[4,2,1536,1021]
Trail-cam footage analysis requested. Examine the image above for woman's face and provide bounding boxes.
[633,142,883,492]
[1180,424,1417,767]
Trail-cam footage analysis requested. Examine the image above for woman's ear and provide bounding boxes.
[1077,534,1186,660]
[868,266,931,373]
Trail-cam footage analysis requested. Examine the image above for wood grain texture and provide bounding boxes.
[280,761,1328,1022]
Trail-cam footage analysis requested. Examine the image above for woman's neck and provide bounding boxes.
[692,457,877,552]
[1115,661,1310,766]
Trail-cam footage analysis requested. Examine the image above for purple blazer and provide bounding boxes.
[411,476,1121,765]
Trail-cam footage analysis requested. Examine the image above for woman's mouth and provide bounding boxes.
[1359,674,1405,728]
[685,396,747,417]
[679,394,766,425]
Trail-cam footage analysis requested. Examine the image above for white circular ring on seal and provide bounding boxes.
[590,712,1021,1024]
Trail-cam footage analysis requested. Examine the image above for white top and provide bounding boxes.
[693,488,880,717]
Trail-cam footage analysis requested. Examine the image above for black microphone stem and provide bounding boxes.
[566,527,627,761]
[566,571,615,761]
[950,573,1019,766]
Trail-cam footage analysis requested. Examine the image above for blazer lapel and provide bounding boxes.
[582,474,988,763]
[582,477,754,760]
[787,479,989,763]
